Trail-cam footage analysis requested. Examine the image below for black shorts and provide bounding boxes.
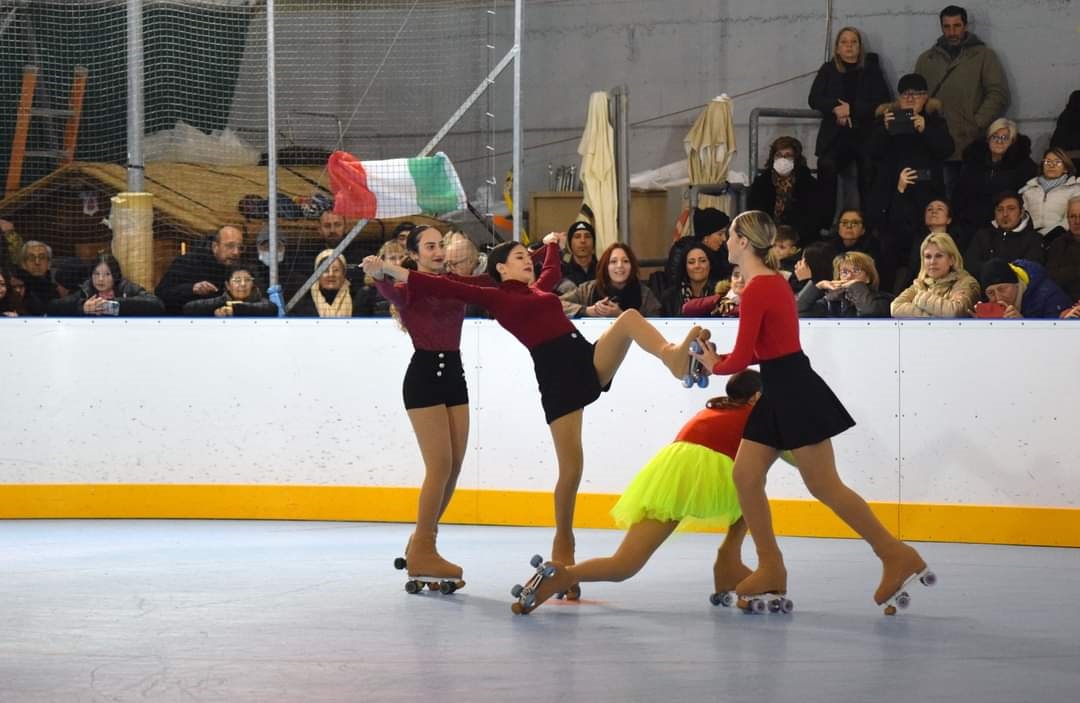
[742,351,855,450]
[529,331,611,424]
[402,350,469,410]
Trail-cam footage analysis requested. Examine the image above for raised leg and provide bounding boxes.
[592,308,702,386]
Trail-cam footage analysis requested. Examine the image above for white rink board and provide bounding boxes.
[1,318,1078,508]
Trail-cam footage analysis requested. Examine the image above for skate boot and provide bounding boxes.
[874,542,935,615]
[551,532,580,600]
[663,325,704,381]
[709,547,753,608]
[735,556,793,614]
[401,530,465,595]
[511,557,578,615]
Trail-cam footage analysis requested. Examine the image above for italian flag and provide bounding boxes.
[327,150,468,219]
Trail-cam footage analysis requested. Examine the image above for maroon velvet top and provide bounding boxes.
[406,242,577,349]
[374,273,493,352]
[712,273,801,375]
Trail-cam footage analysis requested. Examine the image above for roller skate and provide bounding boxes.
[395,530,465,595]
[663,325,703,382]
[551,533,580,601]
[875,542,935,616]
[735,558,793,615]
[510,556,576,615]
[709,547,753,608]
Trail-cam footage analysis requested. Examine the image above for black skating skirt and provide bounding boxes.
[530,331,611,424]
[402,350,469,410]
[742,351,855,450]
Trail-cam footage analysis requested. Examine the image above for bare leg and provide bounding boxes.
[436,403,470,521]
[592,309,702,386]
[404,405,462,579]
[547,410,584,566]
[730,439,785,595]
[569,518,678,583]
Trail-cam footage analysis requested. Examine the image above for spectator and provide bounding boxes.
[665,208,732,291]
[747,136,825,244]
[51,257,87,299]
[253,227,308,303]
[1046,196,1080,300]
[0,218,24,271]
[660,243,718,317]
[865,73,953,230]
[444,232,488,317]
[0,268,26,316]
[894,198,962,293]
[561,221,598,286]
[891,232,980,318]
[367,239,408,317]
[155,225,245,314]
[808,26,891,220]
[789,240,836,294]
[977,258,1072,319]
[965,192,1044,276]
[798,251,893,318]
[182,265,278,317]
[561,242,660,318]
[914,5,1009,187]
[14,240,58,315]
[681,265,745,317]
[1050,90,1080,162]
[771,225,801,280]
[824,208,882,264]
[953,118,1038,234]
[291,250,373,318]
[49,253,165,317]
[391,221,416,248]
[294,210,371,278]
[1019,148,1080,237]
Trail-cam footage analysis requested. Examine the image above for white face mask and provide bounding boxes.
[773,157,795,177]
[258,250,285,266]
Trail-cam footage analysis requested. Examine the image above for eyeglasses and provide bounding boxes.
[838,219,863,227]
[1043,159,1064,167]
[838,267,864,277]
[989,134,1012,143]
[23,253,50,263]
[899,91,927,99]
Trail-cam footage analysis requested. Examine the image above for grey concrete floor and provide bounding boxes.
[2,520,1079,702]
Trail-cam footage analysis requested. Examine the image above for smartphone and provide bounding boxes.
[913,168,933,182]
[974,301,1006,319]
[886,108,915,135]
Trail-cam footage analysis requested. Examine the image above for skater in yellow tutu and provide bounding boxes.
[511,369,762,615]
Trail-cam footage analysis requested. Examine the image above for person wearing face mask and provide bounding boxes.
[965,192,1044,278]
[253,227,308,303]
[560,242,660,318]
[747,136,826,245]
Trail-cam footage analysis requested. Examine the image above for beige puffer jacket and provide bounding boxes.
[890,270,981,318]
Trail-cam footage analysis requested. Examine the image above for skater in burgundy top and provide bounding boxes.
[691,211,931,613]
[371,225,493,588]
[364,232,701,591]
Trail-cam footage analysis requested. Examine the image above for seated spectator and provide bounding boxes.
[0,268,26,316]
[561,242,660,318]
[893,198,962,293]
[14,240,58,315]
[977,258,1072,319]
[367,239,408,317]
[294,210,371,276]
[865,73,953,230]
[253,227,309,303]
[664,208,732,293]
[681,265,744,317]
[1050,90,1080,162]
[1019,148,1080,237]
[798,251,893,317]
[891,233,980,318]
[789,240,836,294]
[1046,196,1080,300]
[156,225,245,314]
[391,221,416,248]
[560,221,598,287]
[747,137,825,244]
[49,253,165,317]
[660,243,718,316]
[0,218,24,271]
[966,192,1044,276]
[953,118,1037,234]
[182,265,278,317]
[824,208,882,263]
[771,225,801,280]
[291,250,373,318]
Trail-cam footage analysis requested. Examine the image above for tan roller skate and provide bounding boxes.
[551,532,580,600]
[709,546,753,608]
[663,325,703,381]
[874,542,936,615]
[397,530,465,595]
[735,557,793,614]
[510,556,578,615]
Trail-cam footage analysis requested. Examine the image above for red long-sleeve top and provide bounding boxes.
[675,403,754,457]
[405,242,577,349]
[374,273,493,351]
[711,273,801,375]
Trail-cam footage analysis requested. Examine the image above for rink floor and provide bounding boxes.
[3,520,1079,702]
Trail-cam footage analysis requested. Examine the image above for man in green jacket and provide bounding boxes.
[915,5,1010,187]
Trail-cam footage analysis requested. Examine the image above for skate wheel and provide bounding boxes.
[511,602,525,615]
[920,571,937,587]
[440,581,455,595]
[393,557,407,570]
[709,593,722,606]
[697,375,709,389]
[884,605,897,616]
[511,584,523,598]
[895,592,911,609]
[404,580,420,594]
[750,599,766,614]
[720,592,735,608]
[681,375,693,388]
[542,565,556,578]
[780,598,794,614]
[529,554,543,568]
[768,599,781,613]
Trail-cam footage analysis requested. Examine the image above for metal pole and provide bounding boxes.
[266,0,279,289]
[824,0,834,62]
[126,0,144,192]
[511,0,522,242]
[612,85,630,244]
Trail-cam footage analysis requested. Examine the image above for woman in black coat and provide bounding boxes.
[952,119,1038,234]
[808,26,891,223]
[49,253,164,317]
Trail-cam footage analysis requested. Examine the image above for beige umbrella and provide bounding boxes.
[681,94,737,235]
[578,91,618,250]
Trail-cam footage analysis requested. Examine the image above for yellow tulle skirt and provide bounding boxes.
[609,441,742,529]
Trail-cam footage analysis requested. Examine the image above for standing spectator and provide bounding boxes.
[14,240,58,315]
[560,242,660,318]
[808,26,891,220]
[156,225,245,314]
[253,227,309,303]
[182,265,278,317]
[50,253,164,317]
[914,5,1009,190]
[798,251,893,318]
[1046,196,1080,301]
[1050,90,1080,162]
[1019,148,1080,237]
[0,268,26,316]
[824,208,882,265]
[977,258,1072,319]
[661,243,718,317]
[747,137,825,245]
[560,221,598,287]
[966,192,1045,276]
[953,118,1038,234]
[892,232,980,318]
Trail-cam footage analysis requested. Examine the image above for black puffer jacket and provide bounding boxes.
[49,279,165,317]
[953,134,1038,232]
[182,292,278,317]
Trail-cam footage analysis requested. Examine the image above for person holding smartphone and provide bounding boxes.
[49,253,165,317]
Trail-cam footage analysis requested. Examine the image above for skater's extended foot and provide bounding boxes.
[513,561,577,614]
[874,542,926,605]
[406,530,463,580]
[551,532,580,600]
[662,325,703,380]
[736,555,787,597]
[713,547,753,594]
